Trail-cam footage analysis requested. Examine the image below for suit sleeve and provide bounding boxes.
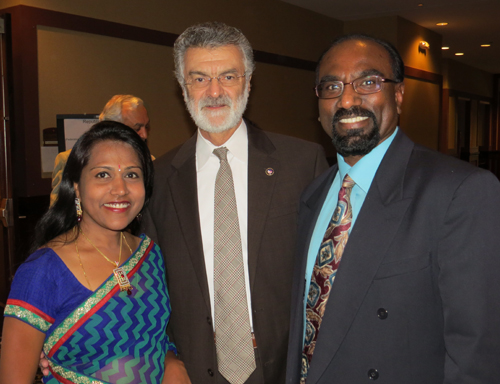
[438,169,500,382]
[141,206,159,245]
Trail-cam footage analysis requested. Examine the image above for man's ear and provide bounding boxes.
[395,82,404,115]
[247,75,252,92]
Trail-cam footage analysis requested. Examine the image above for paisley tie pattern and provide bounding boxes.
[301,174,355,383]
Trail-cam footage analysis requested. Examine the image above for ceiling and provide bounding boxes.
[280,0,500,74]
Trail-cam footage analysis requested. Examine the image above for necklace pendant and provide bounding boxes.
[113,267,132,292]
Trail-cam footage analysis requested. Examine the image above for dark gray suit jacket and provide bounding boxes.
[286,130,500,384]
[143,121,328,383]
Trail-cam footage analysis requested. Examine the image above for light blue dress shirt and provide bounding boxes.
[302,127,399,342]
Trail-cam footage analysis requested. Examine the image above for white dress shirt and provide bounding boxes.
[196,121,253,329]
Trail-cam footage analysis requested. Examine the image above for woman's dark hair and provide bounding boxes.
[31,121,154,251]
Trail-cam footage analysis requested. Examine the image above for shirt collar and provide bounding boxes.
[337,127,398,193]
[196,120,248,170]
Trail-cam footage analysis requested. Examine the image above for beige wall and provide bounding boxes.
[245,63,333,152]
[344,16,442,75]
[399,78,441,150]
[37,27,191,160]
[397,17,441,76]
[6,0,341,62]
[343,16,398,47]
[443,58,493,97]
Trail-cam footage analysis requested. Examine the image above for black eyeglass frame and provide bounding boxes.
[315,75,400,99]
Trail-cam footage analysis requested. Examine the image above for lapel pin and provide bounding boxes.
[265,168,274,176]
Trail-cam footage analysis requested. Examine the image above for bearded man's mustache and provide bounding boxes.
[332,106,375,125]
[198,95,232,109]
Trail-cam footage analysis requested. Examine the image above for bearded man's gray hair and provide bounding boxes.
[173,22,255,89]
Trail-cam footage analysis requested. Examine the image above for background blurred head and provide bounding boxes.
[99,95,150,140]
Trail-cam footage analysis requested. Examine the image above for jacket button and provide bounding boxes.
[208,369,214,376]
[368,369,379,380]
[207,316,212,325]
[377,308,388,319]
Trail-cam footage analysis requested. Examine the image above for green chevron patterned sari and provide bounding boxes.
[5,235,176,384]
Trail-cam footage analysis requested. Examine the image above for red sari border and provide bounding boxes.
[6,298,55,323]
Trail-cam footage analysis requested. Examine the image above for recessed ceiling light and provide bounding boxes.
[481,44,491,47]
[442,47,450,50]
[455,53,464,56]
[418,3,423,6]
[436,22,448,26]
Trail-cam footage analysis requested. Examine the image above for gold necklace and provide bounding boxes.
[76,229,134,293]
[80,229,127,267]
[75,237,92,290]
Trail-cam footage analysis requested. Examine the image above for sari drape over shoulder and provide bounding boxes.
[5,235,176,384]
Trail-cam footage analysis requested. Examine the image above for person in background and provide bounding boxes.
[1,121,189,383]
[142,22,328,384]
[50,94,151,206]
[286,34,500,384]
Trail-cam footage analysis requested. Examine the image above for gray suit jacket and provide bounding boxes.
[143,121,328,383]
[286,130,500,384]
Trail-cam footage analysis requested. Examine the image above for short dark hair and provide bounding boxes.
[32,121,154,251]
[316,33,405,83]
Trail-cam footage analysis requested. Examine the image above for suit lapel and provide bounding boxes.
[295,167,338,304]
[168,134,211,312]
[299,167,338,269]
[247,123,279,291]
[307,131,415,383]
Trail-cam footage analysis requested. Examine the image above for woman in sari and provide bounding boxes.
[0,121,189,383]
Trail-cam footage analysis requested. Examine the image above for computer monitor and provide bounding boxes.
[56,114,99,152]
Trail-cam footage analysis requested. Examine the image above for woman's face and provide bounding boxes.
[74,140,145,234]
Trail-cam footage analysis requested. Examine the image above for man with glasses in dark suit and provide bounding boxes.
[286,34,500,384]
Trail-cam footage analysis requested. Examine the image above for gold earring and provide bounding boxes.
[75,198,83,222]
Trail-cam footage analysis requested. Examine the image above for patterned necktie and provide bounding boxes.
[213,147,256,384]
[301,174,356,383]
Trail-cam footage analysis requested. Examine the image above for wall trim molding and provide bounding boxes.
[405,66,442,84]
[2,5,317,71]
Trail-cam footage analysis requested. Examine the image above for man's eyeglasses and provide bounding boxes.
[315,75,399,99]
[185,73,246,89]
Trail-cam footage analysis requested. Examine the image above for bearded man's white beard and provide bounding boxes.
[184,85,250,133]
